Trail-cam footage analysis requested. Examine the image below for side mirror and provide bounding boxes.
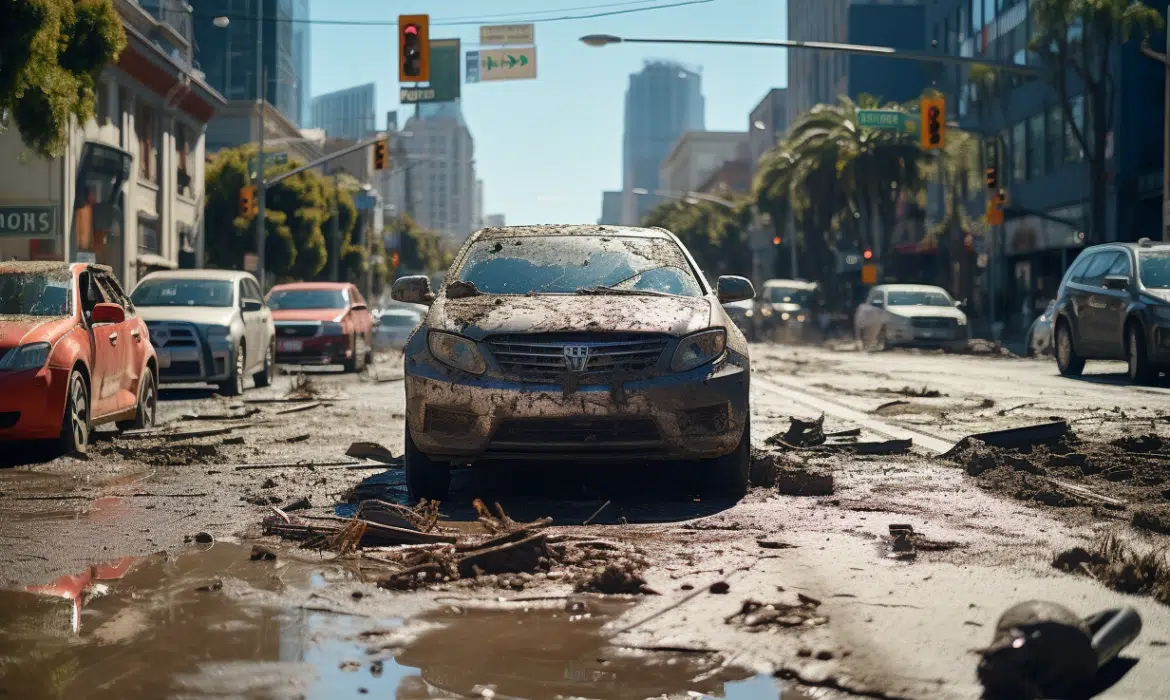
[954,299,965,308]
[392,275,435,305]
[242,299,263,312]
[871,299,884,308]
[91,302,125,325]
[1103,275,1129,290]
[716,275,755,304]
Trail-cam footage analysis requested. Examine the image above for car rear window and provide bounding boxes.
[453,236,703,296]
[1139,251,1170,289]
[132,279,233,307]
[767,287,813,304]
[0,269,71,317]
[267,289,347,310]
[886,289,953,306]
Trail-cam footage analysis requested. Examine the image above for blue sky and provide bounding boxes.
[311,0,787,225]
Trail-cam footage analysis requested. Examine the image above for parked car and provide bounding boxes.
[1051,239,1170,384]
[722,298,758,342]
[1025,300,1057,357]
[853,283,970,351]
[759,279,822,343]
[130,270,275,396]
[267,282,374,372]
[391,224,754,501]
[373,307,423,351]
[0,262,157,453]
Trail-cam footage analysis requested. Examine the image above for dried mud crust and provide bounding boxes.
[945,431,1170,523]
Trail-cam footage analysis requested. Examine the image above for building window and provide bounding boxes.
[139,218,160,255]
[136,103,157,183]
[96,81,111,125]
[176,123,192,197]
[1012,121,1026,182]
[1000,128,1012,186]
[1045,105,1063,171]
[1028,114,1044,178]
[1066,95,1085,161]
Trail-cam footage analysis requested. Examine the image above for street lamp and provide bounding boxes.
[212,15,229,28]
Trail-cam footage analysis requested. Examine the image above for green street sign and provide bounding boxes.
[400,38,461,104]
[857,109,905,130]
[248,151,288,178]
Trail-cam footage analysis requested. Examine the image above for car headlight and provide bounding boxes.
[781,312,790,321]
[1152,306,1170,321]
[0,342,51,371]
[671,329,726,372]
[956,316,968,326]
[759,306,772,317]
[428,331,486,375]
[320,322,344,336]
[744,309,754,318]
[796,314,806,322]
[204,325,231,342]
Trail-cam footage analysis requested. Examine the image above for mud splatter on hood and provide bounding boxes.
[433,294,714,340]
[0,316,75,348]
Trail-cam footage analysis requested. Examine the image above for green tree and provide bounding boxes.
[930,128,983,303]
[0,0,126,156]
[1029,0,1162,243]
[641,196,752,281]
[388,213,453,274]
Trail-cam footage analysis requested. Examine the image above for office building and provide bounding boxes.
[312,83,377,141]
[484,214,506,228]
[749,88,788,164]
[192,0,306,125]
[621,61,705,225]
[660,131,750,195]
[400,102,477,243]
[292,0,311,127]
[598,191,622,225]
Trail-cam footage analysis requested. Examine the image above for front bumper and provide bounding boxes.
[887,324,969,348]
[148,321,233,384]
[275,335,352,365]
[0,366,70,440]
[406,353,749,463]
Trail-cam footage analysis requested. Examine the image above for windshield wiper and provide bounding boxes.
[575,286,673,297]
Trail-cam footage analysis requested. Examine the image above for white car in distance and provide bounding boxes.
[853,283,969,352]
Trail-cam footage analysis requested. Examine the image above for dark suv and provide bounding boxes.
[1052,239,1170,384]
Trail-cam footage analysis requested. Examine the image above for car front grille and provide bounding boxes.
[486,332,669,383]
[275,323,319,339]
[910,317,957,331]
[146,322,199,348]
[491,418,661,449]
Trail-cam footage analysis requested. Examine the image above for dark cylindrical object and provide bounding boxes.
[1088,607,1142,669]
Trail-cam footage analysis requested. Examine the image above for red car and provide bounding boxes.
[266,282,374,372]
[0,262,158,453]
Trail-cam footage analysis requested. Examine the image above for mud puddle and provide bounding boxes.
[0,542,805,699]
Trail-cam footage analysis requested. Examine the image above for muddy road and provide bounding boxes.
[3,348,1170,699]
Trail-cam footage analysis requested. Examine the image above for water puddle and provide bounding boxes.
[0,543,809,699]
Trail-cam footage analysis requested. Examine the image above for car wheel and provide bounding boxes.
[58,370,90,455]
[705,416,750,499]
[404,423,451,502]
[254,340,274,388]
[1127,322,1157,385]
[1055,322,1085,377]
[117,369,157,431]
[218,344,246,396]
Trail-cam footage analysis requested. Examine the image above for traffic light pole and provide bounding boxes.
[254,0,265,288]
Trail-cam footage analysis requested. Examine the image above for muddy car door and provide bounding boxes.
[92,270,140,412]
[78,269,122,418]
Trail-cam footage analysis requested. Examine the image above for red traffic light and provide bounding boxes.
[863,249,873,260]
[404,25,418,35]
[772,236,781,245]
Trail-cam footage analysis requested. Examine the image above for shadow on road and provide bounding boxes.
[158,387,219,402]
[343,463,737,526]
[1061,372,1169,390]
[1091,657,1139,697]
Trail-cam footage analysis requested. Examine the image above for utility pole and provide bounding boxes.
[254,0,266,288]
[330,170,341,282]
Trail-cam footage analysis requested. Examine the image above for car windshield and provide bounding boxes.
[131,279,233,307]
[0,270,72,317]
[1139,251,1170,289]
[886,289,953,306]
[767,287,814,304]
[379,313,419,328]
[267,289,347,310]
[454,235,703,296]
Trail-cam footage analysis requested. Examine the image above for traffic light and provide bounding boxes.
[398,15,430,82]
[772,236,781,246]
[985,167,997,190]
[390,251,401,269]
[920,96,945,150]
[863,249,873,260]
[373,139,388,170]
[239,185,257,217]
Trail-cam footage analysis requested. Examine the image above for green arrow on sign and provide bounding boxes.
[519,55,528,66]
[506,55,517,68]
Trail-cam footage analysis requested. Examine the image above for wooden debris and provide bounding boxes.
[874,400,909,412]
[345,442,401,465]
[180,408,261,421]
[274,401,323,415]
[119,425,242,441]
[583,500,611,525]
[286,434,311,443]
[356,499,440,532]
[456,532,550,578]
[234,459,371,471]
[1047,478,1126,509]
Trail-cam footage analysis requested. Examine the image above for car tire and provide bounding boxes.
[404,424,451,502]
[254,340,274,388]
[218,344,246,396]
[117,369,157,431]
[58,370,91,455]
[705,416,750,499]
[343,335,361,373]
[1127,322,1157,385]
[1055,321,1085,377]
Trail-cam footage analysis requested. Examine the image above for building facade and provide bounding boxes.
[205,101,324,165]
[621,61,705,225]
[598,191,622,225]
[483,214,506,228]
[192,0,306,125]
[292,0,311,127]
[400,102,477,244]
[659,132,750,194]
[749,88,788,164]
[787,0,849,127]
[0,0,224,285]
[311,83,377,141]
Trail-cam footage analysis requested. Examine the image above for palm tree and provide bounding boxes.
[931,128,982,307]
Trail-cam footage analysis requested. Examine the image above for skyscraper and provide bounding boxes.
[399,102,477,244]
[312,83,377,140]
[620,61,705,225]
[192,0,307,125]
[292,0,311,127]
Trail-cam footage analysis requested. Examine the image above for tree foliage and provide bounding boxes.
[0,0,126,156]
[641,195,753,282]
[1029,0,1162,242]
[388,213,454,274]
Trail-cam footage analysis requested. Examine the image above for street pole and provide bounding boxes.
[330,170,340,282]
[254,0,266,288]
[1164,5,1169,240]
[787,210,798,278]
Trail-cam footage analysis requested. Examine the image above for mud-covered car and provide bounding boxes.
[391,224,755,501]
[267,282,374,372]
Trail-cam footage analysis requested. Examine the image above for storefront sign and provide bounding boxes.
[0,205,58,239]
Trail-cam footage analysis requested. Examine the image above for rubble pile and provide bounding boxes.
[1054,534,1170,605]
[724,592,828,631]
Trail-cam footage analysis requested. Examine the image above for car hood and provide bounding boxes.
[136,306,237,326]
[270,309,345,323]
[433,294,714,341]
[1143,289,1170,304]
[0,316,76,349]
[886,306,966,320]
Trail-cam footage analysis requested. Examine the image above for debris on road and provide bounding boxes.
[345,442,402,466]
[287,434,311,443]
[274,401,324,415]
[943,421,1070,457]
[876,385,944,398]
[725,593,827,630]
[767,414,826,448]
[250,545,277,561]
[119,425,246,442]
[887,524,917,561]
[583,500,611,525]
[180,407,261,421]
[575,561,654,595]
[777,467,834,497]
[873,400,910,413]
[282,496,312,512]
[1054,534,1170,605]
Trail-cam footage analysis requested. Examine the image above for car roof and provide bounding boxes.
[763,279,817,289]
[269,282,350,291]
[139,269,253,282]
[877,284,950,292]
[0,261,114,276]
[470,224,672,241]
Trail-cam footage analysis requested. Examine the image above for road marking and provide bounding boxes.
[753,376,957,455]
